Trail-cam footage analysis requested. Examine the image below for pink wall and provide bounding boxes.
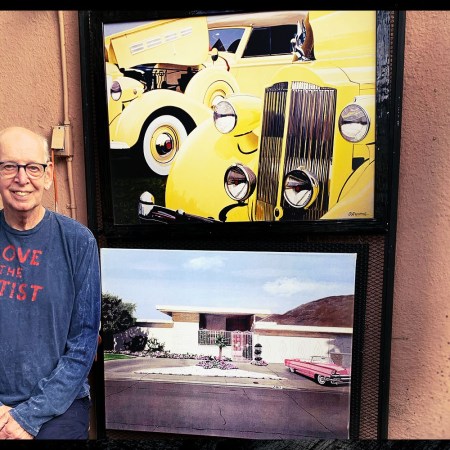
[0,10,448,439]
[390,10,450,438]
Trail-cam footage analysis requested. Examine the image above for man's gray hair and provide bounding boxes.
[41,134,50,162]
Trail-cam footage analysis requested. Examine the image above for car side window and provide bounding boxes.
[209,28,244,53]
[271,25,298,54]
[243,27,270,57]
[243,25,298,57]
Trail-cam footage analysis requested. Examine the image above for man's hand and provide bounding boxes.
[0,407,33,440]
[0,405,11,432]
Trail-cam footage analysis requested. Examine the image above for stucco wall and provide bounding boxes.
[253,334,352,365]
[0,11,86,224]
[0,10,448,439]
[389,10,450,439]
[114,325,352,365]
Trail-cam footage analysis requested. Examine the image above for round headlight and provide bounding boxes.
[214,100,237,134]
[224,164,256,201]
[283,168,319,208]
[338,103,370,142]
[110,80,122,101]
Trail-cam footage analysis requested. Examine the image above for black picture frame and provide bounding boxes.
[78,9,405,441]
[99,243,369,440]
[79,10,405,242]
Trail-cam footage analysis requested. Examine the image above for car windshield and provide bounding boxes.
[310,356,333,364]
[209,28,245,53]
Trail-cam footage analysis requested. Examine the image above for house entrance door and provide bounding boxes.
[231,331,253,361]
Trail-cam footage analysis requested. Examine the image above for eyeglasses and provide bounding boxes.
[0,162,48,179]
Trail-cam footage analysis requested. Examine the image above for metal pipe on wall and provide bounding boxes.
[57,10,77,220]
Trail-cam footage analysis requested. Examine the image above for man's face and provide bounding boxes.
[0,129,53,216]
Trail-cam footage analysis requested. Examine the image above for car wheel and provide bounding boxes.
[142,115,188,176]
[316,375,327,385]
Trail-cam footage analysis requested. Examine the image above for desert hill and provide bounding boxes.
[258,295,354,328]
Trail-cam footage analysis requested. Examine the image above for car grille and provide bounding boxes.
[255,81,337,221]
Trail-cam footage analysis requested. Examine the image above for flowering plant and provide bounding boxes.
[251,359,268,366]
[196,358,238,370]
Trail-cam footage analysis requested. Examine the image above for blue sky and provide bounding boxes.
[100,249,357,321]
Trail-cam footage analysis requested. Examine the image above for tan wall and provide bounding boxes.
[172,311,199,323]
[0,10,448,439]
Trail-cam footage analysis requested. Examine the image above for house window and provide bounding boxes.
[198,330,231,346]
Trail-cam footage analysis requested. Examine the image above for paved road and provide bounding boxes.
[105,379,349,439]
[104,358,351,439]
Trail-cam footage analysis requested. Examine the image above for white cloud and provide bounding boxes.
[263,277,308,296]
[185,256,225,270]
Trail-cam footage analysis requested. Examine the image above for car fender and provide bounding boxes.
[110,89,212,148]
[107,75,145,125]
[184,66,240,107]
[321,158,374,219]
[165,119,258,221]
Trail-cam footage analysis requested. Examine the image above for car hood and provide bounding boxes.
[105,16,210,69]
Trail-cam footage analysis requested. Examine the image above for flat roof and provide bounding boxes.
[253,322,353,334]
[156,304,272,316]
[135,319,173,324]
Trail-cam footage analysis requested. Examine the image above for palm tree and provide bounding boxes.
[215,334,228,360]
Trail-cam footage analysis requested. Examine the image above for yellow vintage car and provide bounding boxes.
[105,12,307,175]
[138,11,376,223]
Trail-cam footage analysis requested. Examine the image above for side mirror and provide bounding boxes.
[210,47,219,62]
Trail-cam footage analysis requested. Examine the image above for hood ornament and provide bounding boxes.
[291,15,315,62]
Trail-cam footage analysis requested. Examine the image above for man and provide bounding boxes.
[0,126,101,439]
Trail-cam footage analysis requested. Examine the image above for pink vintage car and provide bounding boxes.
[284,356,351,385]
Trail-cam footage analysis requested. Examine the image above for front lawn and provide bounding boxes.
[104,353,134,361]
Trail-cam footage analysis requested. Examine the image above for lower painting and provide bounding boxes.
[100,248,361,439]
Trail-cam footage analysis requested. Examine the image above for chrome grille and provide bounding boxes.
[255,82,288,221]
[256,81,337,221]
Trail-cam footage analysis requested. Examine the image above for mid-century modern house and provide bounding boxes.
[113,304,353,365]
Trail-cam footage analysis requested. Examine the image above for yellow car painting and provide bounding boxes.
[138,11,376,223]
[105,11,309,175]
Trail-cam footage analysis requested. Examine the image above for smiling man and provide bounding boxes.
[0,126,101,440]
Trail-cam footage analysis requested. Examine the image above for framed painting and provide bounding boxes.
[79,10,405,240]
[99,246,367,440]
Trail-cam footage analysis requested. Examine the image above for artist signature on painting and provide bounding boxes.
[348,212,369,217]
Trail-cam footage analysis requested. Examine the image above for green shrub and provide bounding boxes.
[124,335,148,352]
[145,337,165,354]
